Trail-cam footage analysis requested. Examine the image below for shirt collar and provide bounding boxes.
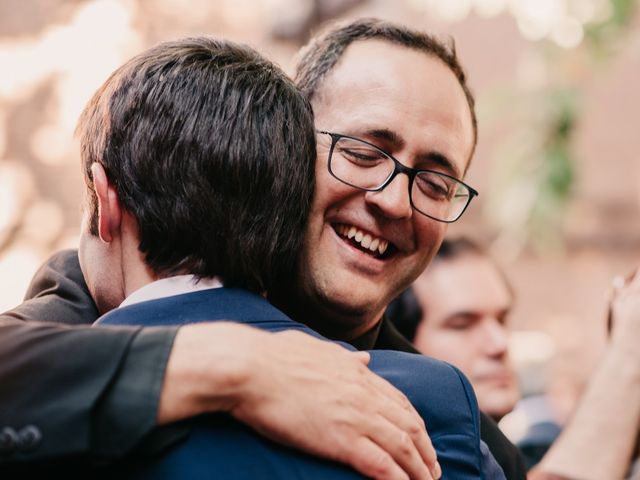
[120,275,223,308]
[349,319,384,351]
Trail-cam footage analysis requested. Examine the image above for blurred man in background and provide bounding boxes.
[389,236,640,479]
[389,237,519,422]
[388,237,556,469]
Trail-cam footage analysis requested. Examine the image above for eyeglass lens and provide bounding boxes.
[329,136,472,222]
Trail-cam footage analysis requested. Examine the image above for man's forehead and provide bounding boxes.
[311,38,461,113]
[317,39,431,90]
[416,257,513,312]
[311,39,474,178]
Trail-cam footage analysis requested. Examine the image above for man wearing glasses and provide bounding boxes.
[318,131,476,224]
[273,126,477,347]
[271,20,522,477]
[2,18,525,480]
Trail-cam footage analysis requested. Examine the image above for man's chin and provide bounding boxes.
[312,289,385,336]
[478,390,520,421]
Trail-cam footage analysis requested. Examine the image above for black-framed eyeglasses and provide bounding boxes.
[318,131,478,223]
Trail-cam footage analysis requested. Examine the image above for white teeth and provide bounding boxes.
[334,224,390,256]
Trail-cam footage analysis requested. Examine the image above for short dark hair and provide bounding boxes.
[77,36,316,293]
[293,18,478,159]
[387,237,499,341]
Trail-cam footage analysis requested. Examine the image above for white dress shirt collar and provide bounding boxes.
[120,275,223,308]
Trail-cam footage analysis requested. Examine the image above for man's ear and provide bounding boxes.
[91,162,122,243]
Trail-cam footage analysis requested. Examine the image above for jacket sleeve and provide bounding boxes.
[0,250,180,462]
[6,249,99,325]
[480,413,527,479]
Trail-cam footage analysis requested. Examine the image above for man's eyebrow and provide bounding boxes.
[416,151,459,178]
[363,128,461,178]
[444,311,479,322]
[365,128,405,148]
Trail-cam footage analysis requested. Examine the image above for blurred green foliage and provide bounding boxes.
[484,0,636,255]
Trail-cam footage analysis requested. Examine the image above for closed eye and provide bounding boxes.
[444,314,477,330]
[414,172,454,201]
[338,145,387,167]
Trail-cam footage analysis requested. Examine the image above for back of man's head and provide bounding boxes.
[77,36,316,293]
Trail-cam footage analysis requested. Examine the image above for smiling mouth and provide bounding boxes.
[333,223,394,259]
[478,371,515,386]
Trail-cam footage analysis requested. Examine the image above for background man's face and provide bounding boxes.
[412,254,521,420]
[298,39,475,335]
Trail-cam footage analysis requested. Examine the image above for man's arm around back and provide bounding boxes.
[1,250,440,479]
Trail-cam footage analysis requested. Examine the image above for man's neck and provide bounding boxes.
[118,221,159,303]
[348,320,384,350]
[269,284,385,343]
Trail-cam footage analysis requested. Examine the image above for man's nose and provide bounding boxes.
[364,173,413,220]
[483,318,509,357]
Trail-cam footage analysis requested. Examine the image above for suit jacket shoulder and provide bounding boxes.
[376,317,527,480]
[99,289,486,479]
[7,249,98,325]
[370,350,483,476]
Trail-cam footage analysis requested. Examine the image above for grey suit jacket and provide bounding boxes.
[0,250,177,462]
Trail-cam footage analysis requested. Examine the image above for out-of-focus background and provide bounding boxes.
[1,0,639,427]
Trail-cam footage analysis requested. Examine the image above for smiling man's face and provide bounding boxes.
[296,40,475,339]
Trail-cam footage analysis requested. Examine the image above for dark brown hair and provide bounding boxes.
[77,36,316,293]
[387,237,512,340]
[294,18,478,157]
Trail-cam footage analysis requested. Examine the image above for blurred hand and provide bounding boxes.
[608,269,640,354]
[160,322,440,480]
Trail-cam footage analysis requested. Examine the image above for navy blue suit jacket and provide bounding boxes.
[96,288,484,479]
